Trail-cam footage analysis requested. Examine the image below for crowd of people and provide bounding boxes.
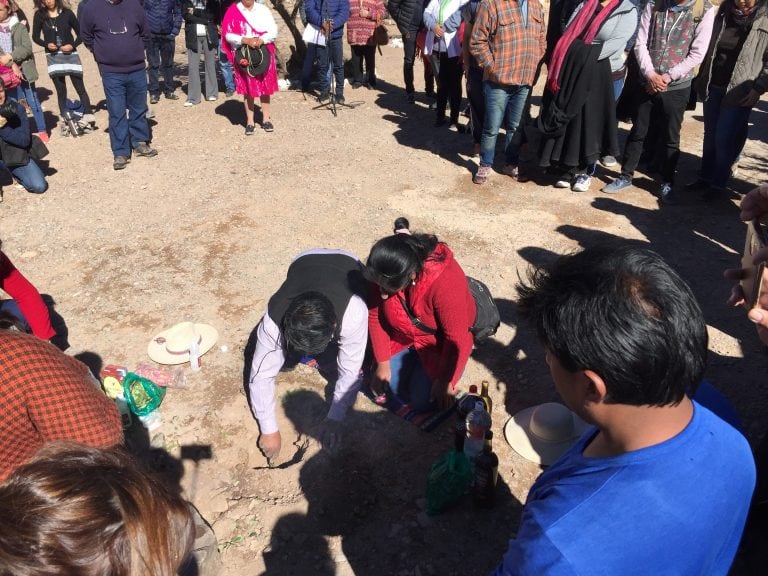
[0,0,762,187]
[1,0,767,574]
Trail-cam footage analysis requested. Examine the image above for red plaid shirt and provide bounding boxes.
[470,0,546,87]
[0,331,123,480]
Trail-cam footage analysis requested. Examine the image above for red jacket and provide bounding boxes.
[0,251,55,340]
[368,243,476,387]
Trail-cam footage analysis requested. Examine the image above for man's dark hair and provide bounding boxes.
[516,244,707,406]
[364,217,442,294]
[282,292,336,357]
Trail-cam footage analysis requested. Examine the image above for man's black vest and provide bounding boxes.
[268,253,367,338]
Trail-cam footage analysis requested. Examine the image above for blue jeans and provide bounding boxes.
[301,42,332,91]
[146,34,176,96]
[480,81,530,167]
[387,347,434,412]
[2,158,48,193]
[613,76,625,101]
[219,39,235,92]
[317,35,344,98]
[15,81,45,133]
[0,298,31,331]
[101,69,151,157]
[701,85,752,188]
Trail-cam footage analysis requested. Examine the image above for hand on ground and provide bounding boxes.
[258,431,282,463]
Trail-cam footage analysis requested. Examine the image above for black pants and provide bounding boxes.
[621,87,690,184]
[466,64,484,144]
[432,51,462,122]
[402,31,434,95]
[51,74,92,117]
[351,44,376,86]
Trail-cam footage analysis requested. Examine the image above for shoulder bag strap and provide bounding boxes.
[397,295,438,334]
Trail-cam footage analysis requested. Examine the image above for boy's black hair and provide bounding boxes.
[516,244,707,406]
[282,292,336,357]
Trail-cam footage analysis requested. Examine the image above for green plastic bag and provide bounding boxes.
[123,373,166,417]
[426,449,472,515]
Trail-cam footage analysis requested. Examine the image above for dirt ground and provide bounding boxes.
[2,2,767,574]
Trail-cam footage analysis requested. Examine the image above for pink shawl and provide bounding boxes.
[221,3,272,62]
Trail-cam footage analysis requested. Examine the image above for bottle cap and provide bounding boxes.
[469,384,478,393]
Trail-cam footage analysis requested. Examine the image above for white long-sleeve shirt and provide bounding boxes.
[247,251,368,434]
[225,2,278,48]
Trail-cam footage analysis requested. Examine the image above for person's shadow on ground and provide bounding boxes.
[262,388,523,576]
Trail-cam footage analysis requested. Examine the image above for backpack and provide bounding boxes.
[398,276,501,344]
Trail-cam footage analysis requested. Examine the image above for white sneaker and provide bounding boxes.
[184,100,197,107]
[207,96,217,101]
[572,174,592,193]
[554,178,571,189]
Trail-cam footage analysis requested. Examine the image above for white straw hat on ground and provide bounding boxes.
[504,402,590,466]
[148,322,218,365]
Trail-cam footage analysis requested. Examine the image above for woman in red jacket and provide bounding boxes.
[365,218,476,411]
[0,238,55,341]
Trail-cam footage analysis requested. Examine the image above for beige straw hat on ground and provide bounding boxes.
[147,322,218,365]
[504,402,590,466]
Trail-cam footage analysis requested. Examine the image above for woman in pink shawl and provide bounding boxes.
[222,0,278,135]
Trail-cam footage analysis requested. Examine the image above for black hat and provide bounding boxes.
[236,44,271,77]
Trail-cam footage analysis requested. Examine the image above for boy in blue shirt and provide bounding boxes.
[494,244,755,576]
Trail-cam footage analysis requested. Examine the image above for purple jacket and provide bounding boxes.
[80,0,150,74]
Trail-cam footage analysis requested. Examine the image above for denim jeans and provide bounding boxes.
[15,81,45,133]
[1,158,48,193]
[317,35,344,98]
[301,41,332,91]
[0,298,30,331]
[188,36,218,102]
[146,33,176,96]
[387,347,434,412]
[219,38,235,92]
[701,85,752,188]
[479,81,530,167]
[101,69,151,157]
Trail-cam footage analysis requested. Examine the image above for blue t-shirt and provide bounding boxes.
[491,401,755,576]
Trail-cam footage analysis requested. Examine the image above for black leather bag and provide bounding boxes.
[398,276,500,343]
[466,276,500,342]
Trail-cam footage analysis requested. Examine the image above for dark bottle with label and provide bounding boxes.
[473,430,499,508]
[454,421,465,453]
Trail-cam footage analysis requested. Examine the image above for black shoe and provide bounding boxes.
[225,88,235,98]
[113,155,129,170]
[262,121,274,133]
[700,185,726,202]
[317,93,330,104]
[133,142,157,157]
[368,78,377,89]
[352,82,362,89]
[164,92,179,100]
[245,124,255,136]
[685,178,710,191]
[406,92,416,104]
[149,94,160,104]
[336,95,345,106]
